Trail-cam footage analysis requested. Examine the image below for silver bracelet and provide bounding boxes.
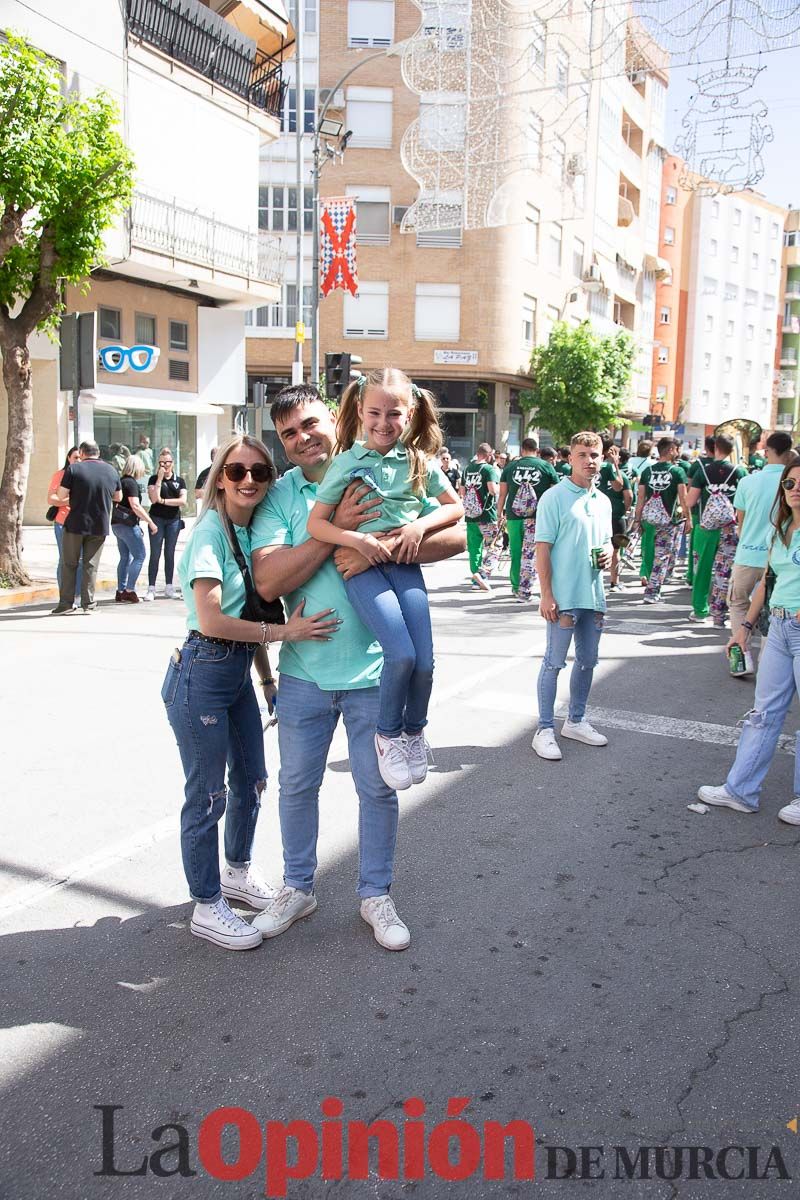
[259,621,268,645]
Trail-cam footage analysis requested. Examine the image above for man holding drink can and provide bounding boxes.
[532,431,613,762]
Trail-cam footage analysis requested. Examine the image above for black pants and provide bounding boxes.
[148,517,180,586]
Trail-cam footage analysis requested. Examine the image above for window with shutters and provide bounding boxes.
[415,283,460,340]
[348,0,394,47]
[347,87,393,148]
[169,359,190,381]
[347,186,391,246]
[135,313,156,345]
[169,321,188,351]
[344,281,389,337]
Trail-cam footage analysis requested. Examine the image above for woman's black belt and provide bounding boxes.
[187,630,251,649]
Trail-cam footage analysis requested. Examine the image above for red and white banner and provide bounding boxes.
[319,197,358,298]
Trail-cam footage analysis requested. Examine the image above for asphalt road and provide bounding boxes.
[1,550,799,1199]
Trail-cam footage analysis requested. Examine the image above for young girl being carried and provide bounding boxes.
[306,367,463,790]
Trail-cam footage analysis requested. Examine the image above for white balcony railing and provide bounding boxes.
[130,190,286,285]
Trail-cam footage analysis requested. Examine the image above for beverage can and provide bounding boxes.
[728,644,746,674]
[591,547,603,570]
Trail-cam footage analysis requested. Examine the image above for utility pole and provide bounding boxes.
[292,0,305,385]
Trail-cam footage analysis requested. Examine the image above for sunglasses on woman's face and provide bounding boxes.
[223,462,271,483]
[782,477,800,490]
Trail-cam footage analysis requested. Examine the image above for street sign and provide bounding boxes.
[59,312,97,392]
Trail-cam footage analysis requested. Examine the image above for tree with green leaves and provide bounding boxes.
[0,33,135,586]
[519,320,636,446]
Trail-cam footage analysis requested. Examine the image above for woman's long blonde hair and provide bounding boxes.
[197,434,276,549]
[335,367,442,496]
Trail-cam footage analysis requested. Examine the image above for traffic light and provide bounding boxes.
[324,352,352,403]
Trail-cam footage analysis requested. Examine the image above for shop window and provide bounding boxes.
[135,313,156,345]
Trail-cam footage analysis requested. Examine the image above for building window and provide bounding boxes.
[344,280,389,338]
[347,186,391,245]
[747,324,754,340]
[754,215,761,233]
[419,93,466,151]
[529,15,546,73]
[726,319,734,336]
[347,87,393,148]
[135,313,156,345]
[525,203,540,261]
[572,237,584,279]
[745,288,757,306]
[527,112,543,170]
[665,185,677,205]
[731,244,739,262]
[734,208,742,226]
[169,320,188,351]
[752,252,759,269]
[522,296,536,348]
[743,394,750,408]
[263,186,313,232]
[764,293,776,311]
[745,359,753,373]
[98,306,121,340]
[724,284,738,302]
[724,356,732,373]
[709,239,717,256]
[415,283,460,340]
[772,222,780,239]
[711,200,719,217]
[704,352,712,369]
[703,277,717,295]
[284,88,315,134]
[289,0,317,34]
[556,50,569,95]
[763,362,770,377]
[722,392,730,408]
[657,345,669,364]
[552,137,565,182]
[663,226,675,245]
[168,359,190,382]
[246,284,313,330]
[659,306,671,324]
[705,314,714,332]
[770,258,777,275]
[548,223,562,270]
[545,304,560,338]
[347,0,394,47]
[702,390,709,404]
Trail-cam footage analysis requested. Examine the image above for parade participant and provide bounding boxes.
[635,437,690,603]
[438,447,461,492]
[541,446,558,469]
[51,441,121,615]
[685,434,747,624]
[250,384,465,951]
[728,432,796,672]
[307,369,462,788]
[112,455,157,601]
[532,431,613,762]
[47,446,81,603]
[748,440,766,472]
[596,439,631,591]
[686,434,717,586]
[145,448,187,601]
[498,436,558,602]
[698,458,800,823]
[462,442,501,591]
[162,434,340,951]
[554,446,572,478]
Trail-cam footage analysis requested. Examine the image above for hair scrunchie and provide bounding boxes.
[355,374,367,393]
[410,383,422,399]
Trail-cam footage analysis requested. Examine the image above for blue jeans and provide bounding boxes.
[162,637,266,903]
[345,562,434,738]
[276,674,399,898]
[54,521,82,597]
[113,523,146,590]
[148,516,180,586]
[536,608,604,729]
[725,615,800,809]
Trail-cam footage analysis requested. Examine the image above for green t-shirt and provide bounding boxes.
[178,509,253,632]
[555,461,572,478]
[688,458,747,516]
[596,460,631,520]
[500,455,558,519]
[639,461,687,523]
[463,459,500,523]
[314,441,448,532]
[749,452,766,472]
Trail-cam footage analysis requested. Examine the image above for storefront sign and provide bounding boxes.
[434,349,478,365]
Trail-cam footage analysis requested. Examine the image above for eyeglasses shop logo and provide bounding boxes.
[94,1103,791,1195]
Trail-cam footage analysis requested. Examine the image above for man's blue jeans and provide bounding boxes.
[536,608,604,729]
[148,516,180,586]
[54,521,82,597]
[113,523,146,590]
[276,674,399,898]
[726,615,800,809]
[162,637,266,903]
[345,562,434,738]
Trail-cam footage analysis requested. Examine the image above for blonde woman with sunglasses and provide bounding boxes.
[161,435,341,951]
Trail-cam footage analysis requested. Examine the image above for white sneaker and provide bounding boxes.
[404,731,430,784]
[778,798,800,825]
[165,584,181,599]
[532,727,562,760]
[697,784,755,814]
[360,894,410,951]
[687,611,708,624]
[190,897,262,950]
[221,864,280,911]
[251,885,317,938]
[562,719,608,747]
[642,595,657,605]
[472,571,492,593]
[143,587,156,601]
[375,733,412,790]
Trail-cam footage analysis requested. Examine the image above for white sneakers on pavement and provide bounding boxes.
[561,720,608,747]
[190,897,263,950]
[251,885,318,938]
[165,584,181,599]
[220,864,280,911]
[472,571,493,593]
[360,894,411,951]
[532,727,562,760]
[375,733,412,790]
[697,784,755,814]
[405,732,429,784]
[143,587,156,601]
[778,799,800,825]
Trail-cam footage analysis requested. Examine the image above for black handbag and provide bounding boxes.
[756,565,776,638]
[224,514,285,626]
[111,502,138,528]
[45,506,59,522]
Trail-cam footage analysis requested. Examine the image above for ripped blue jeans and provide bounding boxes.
[536,608,604,730]
[725,614,800,810]
[162,636,266,903]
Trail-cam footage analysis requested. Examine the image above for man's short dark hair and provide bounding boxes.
[766,430,793,456]
[705,434,716,454]
[79,440,99,457]
[715,434,734,456]
[637,439,652,456]
[619,447,630,465]
[601,436,613,454]
[270,383,324,426]
[540,446,556,460]
[558,445,570,458]
[657,436,674,456]
[521,436,538,453]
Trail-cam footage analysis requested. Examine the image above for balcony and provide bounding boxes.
[128,189,286,305]
[781,347,798,366]
[786,281,800,300]
[126,0,287,119]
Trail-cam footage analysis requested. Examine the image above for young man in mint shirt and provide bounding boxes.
[249,385,464,951]
[532,431,613,762]
[728,430,795,667]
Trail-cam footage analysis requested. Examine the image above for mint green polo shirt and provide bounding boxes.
[178,509,251,631]
[534,478,613,612]
[733,463,784,569]
[314,442,449,533]
[769,527,800,611]
[249,467,381,691]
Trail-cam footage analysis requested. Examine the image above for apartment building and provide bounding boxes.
[650,155,691,425]
[776,208,800,431]
[0,0,291,521]
[676,187,786,443]
[247,1,669,462]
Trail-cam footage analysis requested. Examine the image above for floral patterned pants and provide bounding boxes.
[644,524,679,600]
[709,524,739,625]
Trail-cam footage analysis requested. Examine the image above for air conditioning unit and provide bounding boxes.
[392,206,409,226]
[566,153,586,176]
[583,264,602,284]
[319,88,345,110]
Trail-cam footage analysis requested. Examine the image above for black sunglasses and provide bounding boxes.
[223,462,271,483]
[782,477,800,490]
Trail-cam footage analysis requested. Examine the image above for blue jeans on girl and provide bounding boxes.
[536,608,604,729]
[725,614,800,809]
[345,562,434,739]
[113,523,147,591]
[149,516,181,586]
[53,521,82,598]
[162,636,266,903]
